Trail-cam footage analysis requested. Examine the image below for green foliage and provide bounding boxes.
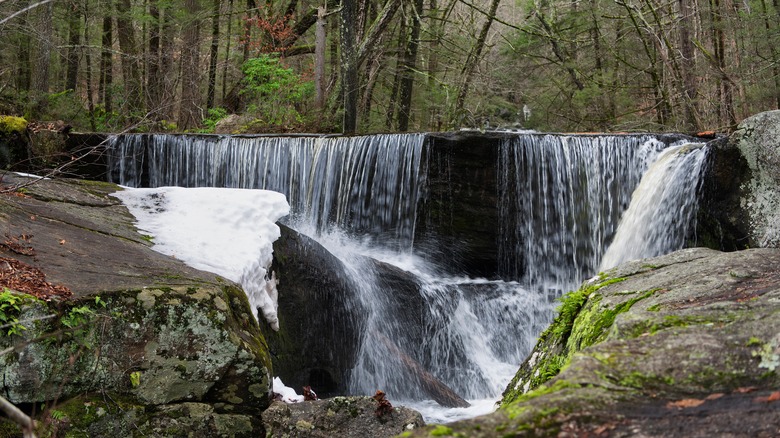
[0,115,28,134]
[430,425,454,436]
[240,55,314,131]
[0,288,28,336]
[199,107,228,133]
[60,296,107,348]
[49,409,67,421]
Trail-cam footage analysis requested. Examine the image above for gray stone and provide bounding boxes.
[262,396,425,438]
[729,110,780,247]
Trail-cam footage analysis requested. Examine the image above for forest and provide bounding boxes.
[0,0,778,134]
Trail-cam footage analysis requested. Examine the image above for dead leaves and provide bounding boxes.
[666,398,706,409]
[1,233,35,256]
[667,389,780,411]
[0,256,72,300]
[373,390,393,417]
[754,391,780,403]
[303,386,318,401]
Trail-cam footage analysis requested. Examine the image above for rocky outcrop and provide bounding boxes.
[265,225,429,398]
[264,224,366,397]
[263,396,424,437]
[699,110,780,250]
[0,173,272,437]
[409,247,780,436]
[728,110,780,247]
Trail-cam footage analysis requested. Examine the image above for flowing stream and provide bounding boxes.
[108,132,708,422]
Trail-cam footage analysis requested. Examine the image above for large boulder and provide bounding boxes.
[409,247,780,436]
[265,224,428,398]
[699,110,780,250]
[729,110,780,247]
[265,224,367,396]
[0,174,272,437]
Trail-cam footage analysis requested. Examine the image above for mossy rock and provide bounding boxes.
[408,248,780,436]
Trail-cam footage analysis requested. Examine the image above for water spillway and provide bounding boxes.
[107,131,707,421]
[109,133,426,248]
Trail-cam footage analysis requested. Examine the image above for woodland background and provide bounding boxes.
[0,0,778,134]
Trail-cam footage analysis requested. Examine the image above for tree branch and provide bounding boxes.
[0,396,36,438]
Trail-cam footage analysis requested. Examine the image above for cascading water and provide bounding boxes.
[497,135,668,292]
[108,133,425,248]
[107,131,708,423]
[598,143,709,271]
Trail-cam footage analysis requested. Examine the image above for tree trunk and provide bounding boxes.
[385,16,406,130]
[315,6,327,109]
[221,0,234,102]
[454,0,501,120]
[84,3,97,130]
[31,0,53,117]
[116,0,143,115]
[179,0,203,130]
[66,1,81,92]
[677,0,699,128]
[206,0,220,109]
[160,5,175,118]
[15,0,32,93]
[147,0,162,118]
[760,0,780,108]
[340,0,359,133]
[99,2,113,115]
[397,0,423,131]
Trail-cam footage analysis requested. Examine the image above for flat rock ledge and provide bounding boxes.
[0,174,273,437]
[409,247,780,437]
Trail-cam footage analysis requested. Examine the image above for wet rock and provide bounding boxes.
[699,110,780,250]
[266,224,367,397]
[262,396,425,438]
[267,224,431,397]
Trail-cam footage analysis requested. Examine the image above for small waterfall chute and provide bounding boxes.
[598,143,709,272]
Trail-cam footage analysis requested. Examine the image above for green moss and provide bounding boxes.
[568,289,657,353]
[0,115,28,134]
[647,304,661,312]
[504,379,580,419]
[430,425,454,436]
[618,371,675,389]
[747,337,762,347]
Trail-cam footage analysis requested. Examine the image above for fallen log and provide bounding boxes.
[374,331,471,408]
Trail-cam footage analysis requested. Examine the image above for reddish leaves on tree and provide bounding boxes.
[243,13,296,55]
[372,390,393,417]
[303,386,318,401]
[0,256,72,300]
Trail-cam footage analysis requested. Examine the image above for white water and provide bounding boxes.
[599,143,709,271]
[107,132,709,423]
[108,133,425,248]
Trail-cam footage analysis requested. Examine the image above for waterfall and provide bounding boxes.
[497,135,668,292]
[598,143,709,271]
[107,132,706,422]
[108,133,426,248]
